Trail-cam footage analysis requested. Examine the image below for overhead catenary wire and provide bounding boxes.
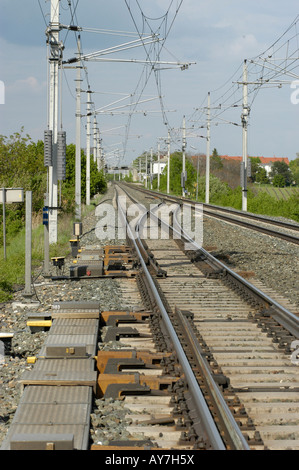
[123,0,188,152]
[188,15,299,145]
[38,0,191,165]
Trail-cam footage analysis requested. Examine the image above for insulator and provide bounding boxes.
[44,130,53,167]
[57,131,66,181]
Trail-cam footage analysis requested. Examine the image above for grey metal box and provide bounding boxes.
[10,433,74,450]
[45,344,87,357]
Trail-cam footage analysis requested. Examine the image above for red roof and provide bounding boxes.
[220,155,242,161]
[220,155,289,165]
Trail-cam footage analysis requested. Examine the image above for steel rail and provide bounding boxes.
[200,207,299,245]
[170,204,299,339]
[119,183,298,328]
[118,182,298,337]
[115,184,250,450]
[203,203,299,232]
[175,306,250,451]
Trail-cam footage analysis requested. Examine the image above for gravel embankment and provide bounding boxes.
[0,184,125,445]
[202,216,299,308]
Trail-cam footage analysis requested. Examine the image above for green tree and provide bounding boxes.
[211,148,223,171]
[289,156,299,185]
[0,130,46,209]
[272,174,286,187]
[196,174,231,204]
[270,161,292,186]
[62,144,107,212]
[156,152,196,196]
[0,130,46,241]
[255,166,269,184]
[249,157,261,182]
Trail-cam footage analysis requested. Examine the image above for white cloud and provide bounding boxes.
[7,76,46,95]
[1,2,299,162]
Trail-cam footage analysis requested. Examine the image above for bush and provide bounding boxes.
[61,144,107,213]
[272,174,286,187]
[0,132,108,240]
[189,172,299,222]
[154,152,197,196]
[196,175,232,204]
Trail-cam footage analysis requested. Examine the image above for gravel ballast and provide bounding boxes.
[1,183,298,447]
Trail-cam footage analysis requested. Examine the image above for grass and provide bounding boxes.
[0,193,104,302]
[0,217,72,302]
[253,184,299,200]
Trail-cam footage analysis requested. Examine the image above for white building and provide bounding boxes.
[152,158,168,175]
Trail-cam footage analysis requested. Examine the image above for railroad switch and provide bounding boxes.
[96,350,170,373]
[97,372,178,399]
[104,245,131,255]
[69,245,138,279]
[97,373,149,398]
[102,326,141,342]
[100,310,150,326]
[100,309,152,342]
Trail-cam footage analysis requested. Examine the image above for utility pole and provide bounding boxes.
[24,192,32,298]
[167,130,170,194]
[139,157,141,182]
[75,35,82,221]
[241,60,249,211]
[97,129,101,171]
[86,86,91,206]
[150,147,153,190]
[93,116,97,163]
[157,142,160,191]
[48,0,61,244]
[2,189,6,260]
[196,155,200,201]
[205,92,211,204]
[182,116,186,197]
[145,153,148,188]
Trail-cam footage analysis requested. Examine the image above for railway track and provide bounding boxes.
[118,183,299,450]
[1,182,298,451]
[120,182,299,246]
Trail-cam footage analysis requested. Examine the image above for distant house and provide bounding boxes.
[152,157,168,175]
[257,157,289,176]
[219,155,289,176]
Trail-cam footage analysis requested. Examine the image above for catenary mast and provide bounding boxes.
[47,0,61,243]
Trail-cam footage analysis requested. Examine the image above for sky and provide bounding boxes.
[1,0,299,167]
